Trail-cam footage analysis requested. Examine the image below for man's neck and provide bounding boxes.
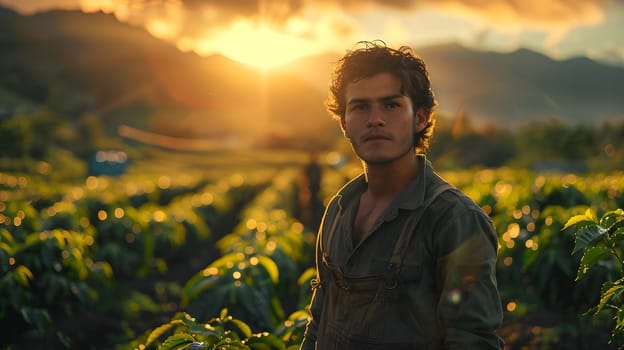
[363,155,420,200]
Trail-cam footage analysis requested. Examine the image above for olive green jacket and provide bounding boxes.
[301,155,504,349]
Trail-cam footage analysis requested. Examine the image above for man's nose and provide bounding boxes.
[366,106,386,127]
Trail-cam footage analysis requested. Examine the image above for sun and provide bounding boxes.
[194,20,315,71]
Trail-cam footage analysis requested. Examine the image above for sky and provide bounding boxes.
[1,0,623,70]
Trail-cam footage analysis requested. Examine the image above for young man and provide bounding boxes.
[300,41,504,349]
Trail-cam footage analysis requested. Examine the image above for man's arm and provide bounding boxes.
[300,195,340,350]
[435,208,505,349]
[300,225,327,350]
[299,276,323,350]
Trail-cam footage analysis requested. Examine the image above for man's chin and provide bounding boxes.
[358,154,394,165]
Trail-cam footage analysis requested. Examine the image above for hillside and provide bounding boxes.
[0,7,337,149]
[281,43,624,128]
[417,43,624,126]
[1,7,623,149]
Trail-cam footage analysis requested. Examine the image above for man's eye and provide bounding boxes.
[351,104,368,111]
[384,102,400,109]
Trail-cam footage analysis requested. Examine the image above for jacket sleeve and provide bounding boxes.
[434,206,505,349]
[299,231,324,350]
[300,196,339,350]
[299,275,324,350]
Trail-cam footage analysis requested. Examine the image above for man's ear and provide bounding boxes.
[340,118,350,138]
[414,107,431,133]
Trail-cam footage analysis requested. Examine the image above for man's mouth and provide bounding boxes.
[363,133,392,142]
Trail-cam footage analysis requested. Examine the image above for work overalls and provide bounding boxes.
[314,182,453,350]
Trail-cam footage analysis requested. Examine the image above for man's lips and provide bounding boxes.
[362,133,392,142]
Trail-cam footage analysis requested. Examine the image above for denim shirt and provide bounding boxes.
[300,155,504,349]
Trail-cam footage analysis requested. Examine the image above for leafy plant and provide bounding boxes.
[523,205,604,311]
[136,309,288,350]
[182,252,283,331]
[0,227,112,346]
[564,208,624,345]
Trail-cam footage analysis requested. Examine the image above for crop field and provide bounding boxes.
[1,148,623,349]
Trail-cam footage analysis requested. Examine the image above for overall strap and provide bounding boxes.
[385,180,455,283]
[313,196,343,291]
[320,196,343,259]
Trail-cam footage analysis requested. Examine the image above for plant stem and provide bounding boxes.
[601,232,624,274]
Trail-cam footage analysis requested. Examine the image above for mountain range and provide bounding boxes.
[1,7,623,149]
[283,44,624,128]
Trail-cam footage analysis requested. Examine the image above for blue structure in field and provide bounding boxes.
[88,150,128,176]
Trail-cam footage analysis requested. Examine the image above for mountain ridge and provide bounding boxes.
[1,7,622,149]
[0,7,339,148]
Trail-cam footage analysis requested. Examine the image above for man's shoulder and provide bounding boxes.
[431,185,489,219]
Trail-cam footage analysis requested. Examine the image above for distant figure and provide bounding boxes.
[298,152,323,231]
[300,41,504,349]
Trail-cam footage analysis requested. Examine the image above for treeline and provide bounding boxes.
[1,109,623,173]
[0,109,121,160]
[0,109,126,179]
[428,114,624,171]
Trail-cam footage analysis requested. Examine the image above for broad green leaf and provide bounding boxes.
[229,318,253,339]
[248,344,271,350]
[187,342,208,350]
[0,228,14,243]
[146,320,184,347]
[257,256,279,284]
[296,268,316,286]
[610,218,624,235]
[96,261,114,279]
[183,317,220,337]
[158,334,194,350]
[0,241,14,255]
[234,283,271,328]
[182,275,219,304]
[213,338,248,349]
[600,209,624,227]
[13,265,33,286]
[596,281,624,314]
[220,308,229,320]
[534,253,555,291]
[212,253,245,270]
[554,251,574,278]
[247,332,286,350]
[572,225,609,255]
[576,246,612,280]
[19,307,52,330]
[51,230,66,249]
[270,296,286,325]
[563,208,597,231]
[286,310,310,323]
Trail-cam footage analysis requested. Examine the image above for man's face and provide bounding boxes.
[341,72,427,165]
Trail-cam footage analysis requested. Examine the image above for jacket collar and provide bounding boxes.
[335,154,434,212]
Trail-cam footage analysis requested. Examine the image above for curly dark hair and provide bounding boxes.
[326,40,437,152]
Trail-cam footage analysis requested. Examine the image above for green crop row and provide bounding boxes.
[0,171,270,348]
[441,168,624,346]
[2,165,623,349]
[133,166,624,349]
[134,168,316,350]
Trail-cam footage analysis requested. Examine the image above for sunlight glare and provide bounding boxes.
[194,19,314,70]
[146,19,177,40]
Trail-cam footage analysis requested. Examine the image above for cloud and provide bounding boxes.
[75,0,612,47]
[2,0,613,36]
[203,0,612,30]
[1,0,618,66]
[433,0,608,30]
[2,0,614,29]
[0,0,81,13]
